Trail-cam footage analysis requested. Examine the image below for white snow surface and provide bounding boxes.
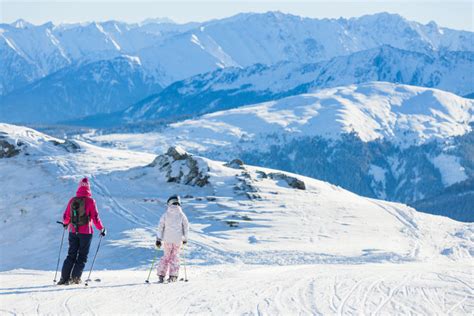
[430,154,469,187]
[1,123,473,314]
[2,263,473,315]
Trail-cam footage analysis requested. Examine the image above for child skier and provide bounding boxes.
[58,177,106,285]
[155,195,189,283]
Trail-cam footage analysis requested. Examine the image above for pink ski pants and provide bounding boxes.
[157,243,181,277]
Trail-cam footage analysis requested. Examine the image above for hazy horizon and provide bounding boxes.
[1,1,473,32]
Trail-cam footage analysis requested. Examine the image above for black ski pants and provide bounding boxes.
[61,232,93,280]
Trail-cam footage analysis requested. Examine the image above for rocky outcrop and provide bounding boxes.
[50,139,81,153]
[149,146,210,187]
[234,170,261,200]
[268,172,306,190]
[225,158,245,169]
[0,139,21,158]
[0,132,25,158]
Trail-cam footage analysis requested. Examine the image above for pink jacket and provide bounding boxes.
[63,186,104,234]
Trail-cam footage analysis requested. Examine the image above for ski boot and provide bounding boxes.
[71,277,82,285]
[168,276,178,283]
[57,278,70,285]
[158,275,165,283]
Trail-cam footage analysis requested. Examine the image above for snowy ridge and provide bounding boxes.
[121,46,474,123]
[108,82,474,153]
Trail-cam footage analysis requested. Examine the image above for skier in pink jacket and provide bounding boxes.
[57,178,106,285]
[156,195,189,283]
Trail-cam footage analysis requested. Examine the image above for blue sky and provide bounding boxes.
[1,0,473,31]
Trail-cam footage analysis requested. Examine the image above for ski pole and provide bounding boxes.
[181,243,188,282]
[53,221,67,283]
[145,248,160,283]
[85,235,103,286]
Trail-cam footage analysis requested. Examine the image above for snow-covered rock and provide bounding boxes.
[148,146,210,187]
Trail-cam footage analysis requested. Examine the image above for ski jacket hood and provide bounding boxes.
[156,205,189,244]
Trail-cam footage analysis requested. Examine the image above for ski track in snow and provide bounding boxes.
[93,176,151,227]
[1,264,472,315]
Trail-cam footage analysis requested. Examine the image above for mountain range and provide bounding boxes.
[1,12,473,124]
[120,45,474,124]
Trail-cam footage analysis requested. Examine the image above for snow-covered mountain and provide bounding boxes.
[91,82,474,220]
[1,12,472,96]
[120,46,474,124]
[0,56,162,124]
[3,44,472,125]
[104,82,474,157]
[0,19,197,95]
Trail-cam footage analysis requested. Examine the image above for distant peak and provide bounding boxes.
[356,12,406,23]
[427,20,438,28]
[119,55,142,66]
[140,17,175,25]
[207,11,302,24]
[11,19,33,29]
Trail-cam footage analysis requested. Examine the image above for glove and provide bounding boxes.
[62,223,68,229]
[100,228,107,237]
[183,240,187,245]
[155,239,162,248]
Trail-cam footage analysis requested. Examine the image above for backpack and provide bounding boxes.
[70,197,90,231]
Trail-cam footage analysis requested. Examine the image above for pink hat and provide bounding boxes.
[79,177,90,189]
[76,177,92,197]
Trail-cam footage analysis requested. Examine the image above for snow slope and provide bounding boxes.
[2,122,472,269]
[1,262,473,315]
[0,123,472,314]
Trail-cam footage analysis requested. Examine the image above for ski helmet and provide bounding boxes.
[167,195,181,206]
